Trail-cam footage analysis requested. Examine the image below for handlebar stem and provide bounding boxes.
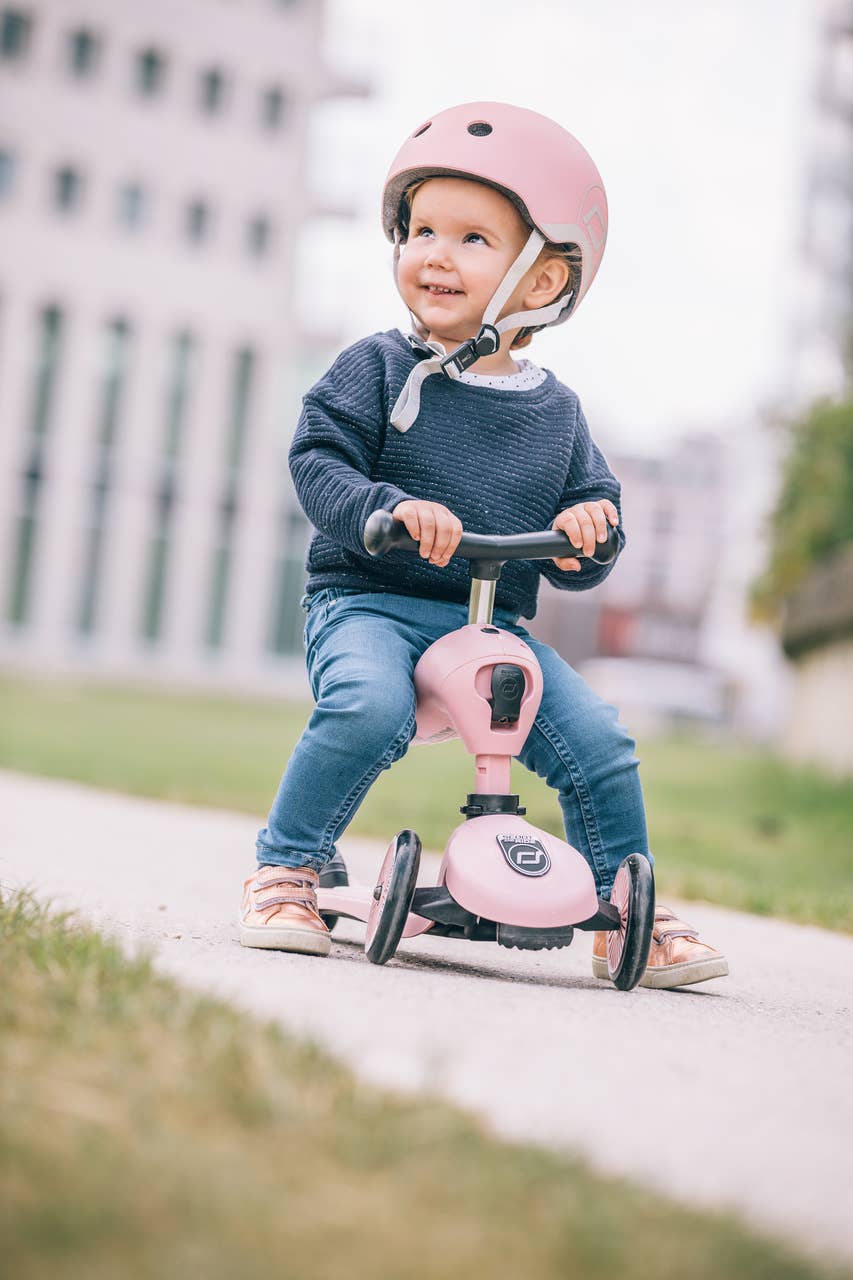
[469,578,497,626]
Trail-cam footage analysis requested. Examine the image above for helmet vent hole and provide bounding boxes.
[467,121,493,137]
[413,121,432,138]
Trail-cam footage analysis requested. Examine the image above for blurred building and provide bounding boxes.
[791,0,853,401]
[531,431,792,738]
[530,435,733,732]
[534,436,721,657]
[0,0,364,692]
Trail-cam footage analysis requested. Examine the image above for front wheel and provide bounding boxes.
[607,854,655,991]
[364,831,421,966]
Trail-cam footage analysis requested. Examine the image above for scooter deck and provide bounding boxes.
[316,881,621,941]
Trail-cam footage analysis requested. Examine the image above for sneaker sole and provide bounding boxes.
[592,954,729,988]
[239,922,331,956]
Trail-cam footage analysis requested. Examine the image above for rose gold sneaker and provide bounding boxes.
[239,864,331,956]
[592,903,728,989]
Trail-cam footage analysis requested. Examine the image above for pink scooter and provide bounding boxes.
[317,510,655,990]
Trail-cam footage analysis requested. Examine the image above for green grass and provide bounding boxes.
[2,887,849,1280]
[2,676,852,932]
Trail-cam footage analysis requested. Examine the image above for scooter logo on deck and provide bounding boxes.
[497,835,551,877]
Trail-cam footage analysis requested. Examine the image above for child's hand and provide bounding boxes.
[552,500,619,571]
[392,500,463,568]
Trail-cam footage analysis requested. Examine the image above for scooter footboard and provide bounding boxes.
[316,885,434,937]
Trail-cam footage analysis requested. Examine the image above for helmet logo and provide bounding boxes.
[581,185,607,253]
[467,121,493,137]
[497,835,551,877]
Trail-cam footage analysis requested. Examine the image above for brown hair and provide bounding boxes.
[397,183,580,349]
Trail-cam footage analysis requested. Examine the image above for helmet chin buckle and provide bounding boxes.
[439,323,500,376]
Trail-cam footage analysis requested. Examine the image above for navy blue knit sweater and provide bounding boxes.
[289,329,624,620]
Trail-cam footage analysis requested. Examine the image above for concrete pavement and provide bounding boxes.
[1,768,851,1264]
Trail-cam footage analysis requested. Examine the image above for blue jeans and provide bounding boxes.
[256,589,652,899]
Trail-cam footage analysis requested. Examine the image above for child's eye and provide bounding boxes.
[464,232,487,244]
[415,226,434,238]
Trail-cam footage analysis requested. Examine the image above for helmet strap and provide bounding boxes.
[435,229,571,376]
[483,229,546,326]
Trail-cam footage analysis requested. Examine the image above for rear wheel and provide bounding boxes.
[607,854,655,991]
[364,831,421,965]
[318,850,349,932]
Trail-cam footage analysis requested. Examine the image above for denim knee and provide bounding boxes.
[318,674,416,758]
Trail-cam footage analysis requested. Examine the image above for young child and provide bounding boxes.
[240,102,728,989]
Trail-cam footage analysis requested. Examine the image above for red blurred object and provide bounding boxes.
[597,606,636,656]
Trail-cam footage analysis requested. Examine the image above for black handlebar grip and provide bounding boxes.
[363,509,419,556]
[586,523,620,565]
[363,508,620,565]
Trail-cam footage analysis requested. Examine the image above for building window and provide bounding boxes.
[134,46,167,97]
[184,198,210,244]
[0,8,32,60]
[0,149,15,200]
[199,65,227,115]
[205,346,256,648]
[141,331,196,642]
[6,306,64,626]
[67,27,100,77]
[224,347,254,470]
[117,181,147,229]
[77,318,132,636]
[260,85,286,130]
[246,214,272,258]
[268,510,309,654]
[53,165,84,213]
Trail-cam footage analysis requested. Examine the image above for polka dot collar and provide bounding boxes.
[457,358,547,391]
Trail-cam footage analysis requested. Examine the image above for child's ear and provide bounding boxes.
[524,256,571,308]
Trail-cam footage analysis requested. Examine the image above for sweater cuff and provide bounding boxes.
[357,485,416,549]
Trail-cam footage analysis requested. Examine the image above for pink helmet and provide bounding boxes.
[382,101,608,319]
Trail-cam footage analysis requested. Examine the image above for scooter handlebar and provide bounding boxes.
[363,509,620,566]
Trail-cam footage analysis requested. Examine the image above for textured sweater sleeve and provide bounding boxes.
[539,399,626,593]
[288,338,416,557]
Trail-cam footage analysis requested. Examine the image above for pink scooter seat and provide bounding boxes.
[413,624,543,752]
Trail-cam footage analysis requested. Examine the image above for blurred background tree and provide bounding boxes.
[752,395,853,621]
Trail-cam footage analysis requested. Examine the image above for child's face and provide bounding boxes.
[397,177,533,350]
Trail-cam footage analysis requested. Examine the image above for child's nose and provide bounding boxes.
[424,239,453,268]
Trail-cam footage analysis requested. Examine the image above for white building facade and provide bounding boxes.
[0,0,362,693]
[791,0,853,402]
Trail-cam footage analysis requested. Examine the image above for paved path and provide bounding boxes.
[2,770,851,1263]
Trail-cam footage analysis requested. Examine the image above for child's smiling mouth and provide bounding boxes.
[422,284,463,296]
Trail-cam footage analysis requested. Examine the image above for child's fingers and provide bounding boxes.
[557,509,583,550]
[602,500,619,526]
[553,556,582,572]
[392,502,421,544]
[393,500,463,565]
[431,515,463,567]
[429,527,451,565]
[579,509,598,556]
[584,502,608,544]
[562,507,596,557]
[416,506,436,559]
